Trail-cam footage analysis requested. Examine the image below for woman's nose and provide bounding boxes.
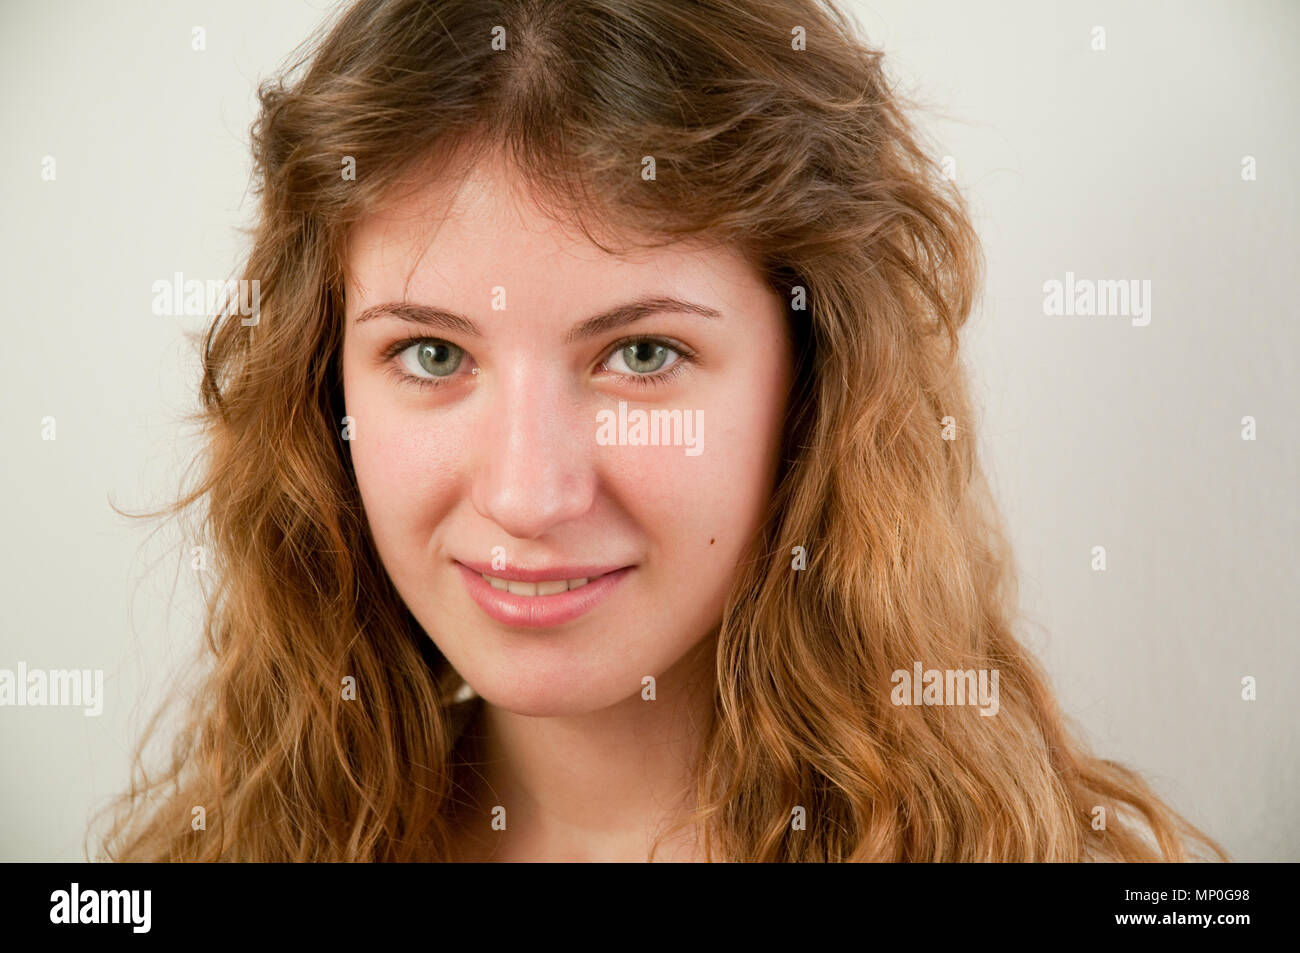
[468,364,598,540]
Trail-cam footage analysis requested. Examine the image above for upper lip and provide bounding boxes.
[454,559,632,582]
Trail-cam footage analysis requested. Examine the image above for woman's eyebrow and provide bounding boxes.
[352,295,722,341]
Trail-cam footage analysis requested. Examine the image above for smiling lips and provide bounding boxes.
[479,572,602,596]
[454,560,633,628]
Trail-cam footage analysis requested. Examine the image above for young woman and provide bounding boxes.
[97,0,1227,861]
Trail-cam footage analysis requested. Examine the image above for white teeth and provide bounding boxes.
[480,573,595,596]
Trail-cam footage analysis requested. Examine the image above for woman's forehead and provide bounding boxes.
[347,175,748,303]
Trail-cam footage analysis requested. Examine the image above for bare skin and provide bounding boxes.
[342,148,792,861]
[448,635,716,862]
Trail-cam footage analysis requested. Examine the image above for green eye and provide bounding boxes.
[404,340,464,377]
[623,341,668,373]
[609,340,678,375]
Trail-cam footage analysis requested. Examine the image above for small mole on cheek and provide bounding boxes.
[710,538,715,545]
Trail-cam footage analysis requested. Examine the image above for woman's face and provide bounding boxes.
[342,153,792,717]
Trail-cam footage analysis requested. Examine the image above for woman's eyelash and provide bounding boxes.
[380,336,463,392]
[616,359,690,389]
[380,335,695,391]
[383,360,448,392]
[600,335,696,387]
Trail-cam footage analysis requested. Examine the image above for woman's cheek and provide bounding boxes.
[350,402,465,546]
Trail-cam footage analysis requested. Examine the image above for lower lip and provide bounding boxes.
[454,563,633,629]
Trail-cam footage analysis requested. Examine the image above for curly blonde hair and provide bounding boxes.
[95,0,1226,861]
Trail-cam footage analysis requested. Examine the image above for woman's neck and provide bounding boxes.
[450,635,716,862]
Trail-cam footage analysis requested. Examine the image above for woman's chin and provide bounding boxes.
[467,678,639,718]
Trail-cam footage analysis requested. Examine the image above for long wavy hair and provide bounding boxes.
[95,0,1227,861]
